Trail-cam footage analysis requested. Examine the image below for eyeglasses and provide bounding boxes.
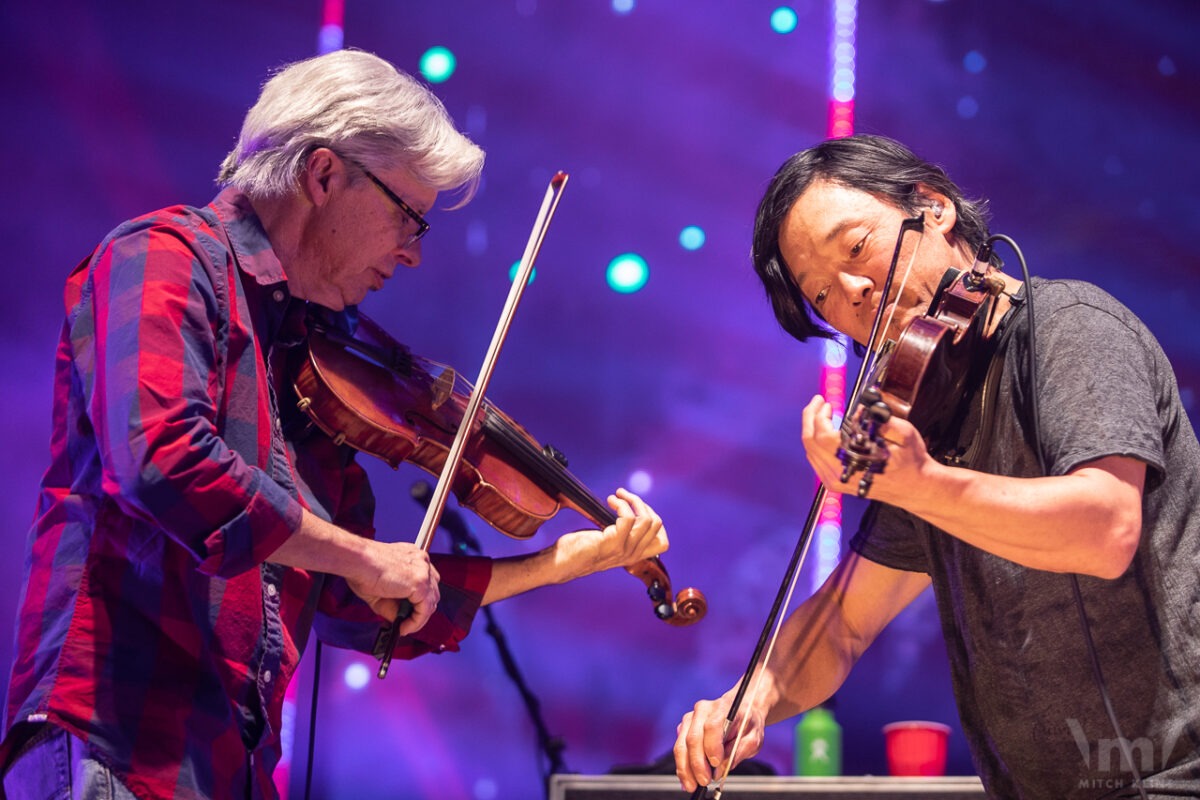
[344,156,431,246]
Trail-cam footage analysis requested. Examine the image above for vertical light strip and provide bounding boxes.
[318,0,346,54]
[814,0,857,593]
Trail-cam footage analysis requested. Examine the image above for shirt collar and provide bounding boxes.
[209,186,287,288]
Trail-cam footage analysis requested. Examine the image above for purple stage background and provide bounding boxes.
[2,1,1197,798]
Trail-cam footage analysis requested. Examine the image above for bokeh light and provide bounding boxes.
[963,50,987,73]
[606,253,649,293]
[679,225,706,250]
[628,469,653,494]
[419,46,457,83]
[509,260,536,285]
[343,662,370,690]
[770,6,798,34]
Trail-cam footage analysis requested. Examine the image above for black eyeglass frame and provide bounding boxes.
[341,155,431,246]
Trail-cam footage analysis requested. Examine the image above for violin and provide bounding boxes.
[290,311,708,627]
[838,253,1006,496]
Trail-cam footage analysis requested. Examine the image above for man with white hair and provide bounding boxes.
[1,49,669,799]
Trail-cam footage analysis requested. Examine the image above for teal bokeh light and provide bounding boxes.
[509,260,536,285]
[679,225,706,251]
[606,253,649,293]
[770,7,798,34]
[419,47,457,83]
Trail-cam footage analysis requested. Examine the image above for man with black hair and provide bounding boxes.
[674,135,1200,798]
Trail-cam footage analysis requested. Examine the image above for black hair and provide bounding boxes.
[751,134,992,342]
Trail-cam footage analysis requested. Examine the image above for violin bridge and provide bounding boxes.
[430,368,455,410]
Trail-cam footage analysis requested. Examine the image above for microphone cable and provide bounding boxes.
[984,234,1148,800]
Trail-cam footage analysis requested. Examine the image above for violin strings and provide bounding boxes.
[480,411,614,524]
[406,346,614,524]
[868,232,923,364]
[841,217,924,441]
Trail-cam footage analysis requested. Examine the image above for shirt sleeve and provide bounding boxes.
[77,217,301,578]
[294,433,493,658]
[314,553,493,658]
[1016,295,1166,480]
[849,501,931,574]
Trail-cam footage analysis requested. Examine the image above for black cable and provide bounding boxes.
[986,233,1148,800]
[304,639,322,800]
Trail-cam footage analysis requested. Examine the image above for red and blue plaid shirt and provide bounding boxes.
[3,188,491,799]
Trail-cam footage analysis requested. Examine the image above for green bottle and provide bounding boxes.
[794,704,842,776]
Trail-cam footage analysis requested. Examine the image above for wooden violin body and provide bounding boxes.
[292,312,706,626]
[840,268,1001,494]
[872,271,995,452]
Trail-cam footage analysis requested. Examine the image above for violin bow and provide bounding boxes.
[693,212,925,799]
[374,172,570,678]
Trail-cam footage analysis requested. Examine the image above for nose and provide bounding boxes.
[395,239,421,268]
[838,272,873,306]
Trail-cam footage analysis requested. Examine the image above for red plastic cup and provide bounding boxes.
[882,720,951,776]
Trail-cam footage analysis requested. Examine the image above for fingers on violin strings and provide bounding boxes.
[626,490,661,525]
[607,490,636,518]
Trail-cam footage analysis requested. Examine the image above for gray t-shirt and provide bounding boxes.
[851,278,1200,799]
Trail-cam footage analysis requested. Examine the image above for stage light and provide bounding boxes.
[509,260,536,285]
[612,0,635,14]
[679,225,706,251]
[823,338,847,368]
[770,6,798,34]
[317,24,343,54]
[420,47,457,83]
[628,469,653,494]
[606,253,649,293]
[819,0,857,594]
[344,662,370,690]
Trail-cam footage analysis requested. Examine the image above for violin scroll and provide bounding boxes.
[627,557,707,626]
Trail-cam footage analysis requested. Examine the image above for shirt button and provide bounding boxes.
[266,584,278,598]
[263,670,272,684]
[272,289,286,303]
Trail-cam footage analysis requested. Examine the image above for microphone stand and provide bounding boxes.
[411,482,568,794]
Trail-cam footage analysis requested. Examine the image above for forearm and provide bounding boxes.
[874,457,1143,578]
[269,508,381,585]
[760,593,861,725]
[483,492,668,605]
[481,546,563,605]
[481,538,601,605]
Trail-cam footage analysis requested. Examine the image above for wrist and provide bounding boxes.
[887,458,965,520]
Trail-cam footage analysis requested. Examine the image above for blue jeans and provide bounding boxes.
[2,725,138,800]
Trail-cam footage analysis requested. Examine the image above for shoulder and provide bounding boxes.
[70,202,233,324]
[1024,278,1145,332]
[90,203,230,284]
[1003,278,1159,361]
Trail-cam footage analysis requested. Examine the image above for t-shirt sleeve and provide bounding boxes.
[849,500,931,574]
[1024,298,1166,479]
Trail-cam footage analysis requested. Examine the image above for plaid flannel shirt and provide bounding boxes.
[3,188,491,799]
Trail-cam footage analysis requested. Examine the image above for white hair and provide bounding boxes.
[218,49,484,205]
